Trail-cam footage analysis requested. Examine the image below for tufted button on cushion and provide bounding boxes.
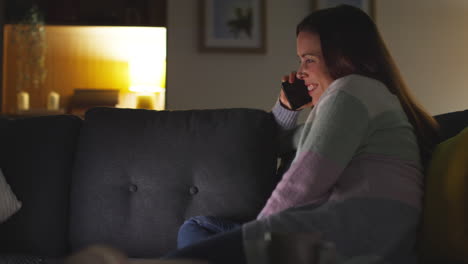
[189,186,198,195]
[129,184,138,193]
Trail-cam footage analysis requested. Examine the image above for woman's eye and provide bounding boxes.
[299,58,316,64]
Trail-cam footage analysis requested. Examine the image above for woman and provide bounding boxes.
[165,5,439,264]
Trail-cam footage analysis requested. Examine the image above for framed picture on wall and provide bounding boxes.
[311,0,375,20]
[199,0,266,53]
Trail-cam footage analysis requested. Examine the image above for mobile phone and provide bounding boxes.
[281,78,312,110]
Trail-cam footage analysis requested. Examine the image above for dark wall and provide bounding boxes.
[5,0,166,26]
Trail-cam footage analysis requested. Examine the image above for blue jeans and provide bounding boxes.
[164,227,246,264]
[177,216,241,249]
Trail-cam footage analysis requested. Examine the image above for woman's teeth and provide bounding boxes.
[308,85,316,91]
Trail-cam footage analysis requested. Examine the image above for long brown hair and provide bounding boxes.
[296,5,439,165]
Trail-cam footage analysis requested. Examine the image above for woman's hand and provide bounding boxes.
[279,72,313,111]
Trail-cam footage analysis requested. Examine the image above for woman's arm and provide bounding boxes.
[259,88,370,218]
[271,100,303,155]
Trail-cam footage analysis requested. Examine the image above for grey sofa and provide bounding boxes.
[0,107,279,263]
[0,107,467,263]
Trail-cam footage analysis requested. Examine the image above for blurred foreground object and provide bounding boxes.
[65,245,211,264]
[65,245,128,264]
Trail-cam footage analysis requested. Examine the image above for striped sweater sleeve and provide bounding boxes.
[259,87,370,218]
[271,100,304,155]
[271,100,300,130]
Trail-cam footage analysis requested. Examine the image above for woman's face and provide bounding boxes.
[296,31,334,106]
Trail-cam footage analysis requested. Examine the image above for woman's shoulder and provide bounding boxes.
[328,74,388,96]
[322,74,403,118]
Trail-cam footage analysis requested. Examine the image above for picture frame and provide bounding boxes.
[311,0,375,20]
[199,0,267,53]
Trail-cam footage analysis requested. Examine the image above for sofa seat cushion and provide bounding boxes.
[419,126,468,263]
[69,108,279,258]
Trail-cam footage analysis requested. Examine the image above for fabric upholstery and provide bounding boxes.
[419,127,468,263]
[0,115,82,257]
[434,109,468,142]
[0,255,46,264]
[0,108,464,262]
[0,168,22,223]
[69,107,279,258]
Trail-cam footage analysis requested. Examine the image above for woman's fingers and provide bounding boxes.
[289,72,296,83]
[279,71,306,111]
[281,71,297,83]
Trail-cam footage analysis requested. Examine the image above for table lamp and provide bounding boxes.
[129,55,166,110]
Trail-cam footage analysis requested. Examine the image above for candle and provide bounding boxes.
[17,91,30,111]
[47,91,60,111]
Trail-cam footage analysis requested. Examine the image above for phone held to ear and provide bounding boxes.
[281,78,312,110]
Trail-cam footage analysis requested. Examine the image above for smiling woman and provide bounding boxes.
[163,5,440,264]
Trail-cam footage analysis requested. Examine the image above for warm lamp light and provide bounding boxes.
[128,45,166,110]
[6,26,168,111]
[130,85,165,93]
[128,59,166,93]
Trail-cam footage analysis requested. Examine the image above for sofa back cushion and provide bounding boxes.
[69,108,278,258]
[0,115,82,257]
[434,109,468,142]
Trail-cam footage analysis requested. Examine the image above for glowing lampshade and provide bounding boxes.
[125,27,166,109]
[129,58,166,109]
[129,59,166,93]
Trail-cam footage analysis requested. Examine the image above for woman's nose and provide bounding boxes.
[296,65,307,79]
[296,71,306,80]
